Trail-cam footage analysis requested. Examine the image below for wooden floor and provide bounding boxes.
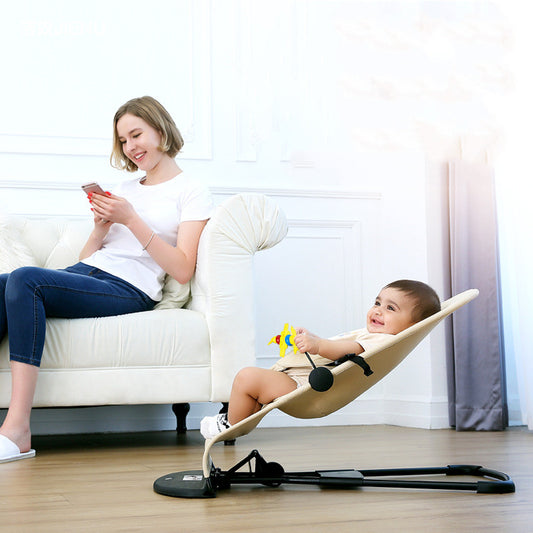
[0,425,531,533]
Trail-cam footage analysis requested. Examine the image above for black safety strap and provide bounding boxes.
[328,353,374,376]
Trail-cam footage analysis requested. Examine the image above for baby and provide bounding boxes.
[201,279,440,439]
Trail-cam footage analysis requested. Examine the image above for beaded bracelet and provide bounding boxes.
[142,231,155,251]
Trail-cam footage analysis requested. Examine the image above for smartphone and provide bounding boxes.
[82,182,108,222]
[81,182,105,196]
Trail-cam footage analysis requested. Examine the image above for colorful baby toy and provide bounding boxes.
[269,322,334,392]
[268,323,297,357]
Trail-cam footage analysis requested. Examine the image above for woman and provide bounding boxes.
[0,96,213,463]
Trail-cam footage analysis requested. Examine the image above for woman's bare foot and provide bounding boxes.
[0,425,32,454]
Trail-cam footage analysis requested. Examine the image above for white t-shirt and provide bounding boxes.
[82,173,214,301]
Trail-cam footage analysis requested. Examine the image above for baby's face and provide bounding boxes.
[366,288,416,335]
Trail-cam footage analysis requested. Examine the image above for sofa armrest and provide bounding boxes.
[188,193,288,400]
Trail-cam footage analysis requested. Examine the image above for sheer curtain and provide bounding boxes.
[494,115,533,429]
[493,1,533,430]
[447,161,508,431]
[496,177,533,430]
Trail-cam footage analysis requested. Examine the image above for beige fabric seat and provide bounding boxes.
[202,289,479,476]
[153,288,513,497]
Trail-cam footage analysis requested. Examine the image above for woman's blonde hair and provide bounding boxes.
[110,96,184,172]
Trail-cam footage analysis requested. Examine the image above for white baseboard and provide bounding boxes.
[15,395,452,436]
[382,397,450,429]
[25,405,178,435]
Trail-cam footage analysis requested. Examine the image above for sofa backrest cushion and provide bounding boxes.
[0,216,39,273]
[0,215,190,308]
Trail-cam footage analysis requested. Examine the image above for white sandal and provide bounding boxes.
[0,434,36,463]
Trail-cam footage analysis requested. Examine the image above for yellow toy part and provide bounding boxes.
[268,323,298,357]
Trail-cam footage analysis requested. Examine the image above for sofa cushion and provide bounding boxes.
[0,216,38,272]
[0,308,210,371]
[154,275,190,309]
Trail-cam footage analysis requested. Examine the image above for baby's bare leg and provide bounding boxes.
[228,367,297,425]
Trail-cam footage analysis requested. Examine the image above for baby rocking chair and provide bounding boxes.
[153,289,515,498]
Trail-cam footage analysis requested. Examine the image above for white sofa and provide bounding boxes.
[0,193,287,431]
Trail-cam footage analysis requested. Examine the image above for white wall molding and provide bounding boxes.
[20,405,178,436]
[183,0,213,160]
[0,1,213,160]
[382,396,450,429]
[253,213,365,363]
[18,394,451,435]
[287,218,360,229]
[0,180,83,191]
[211,186,381,201]
[0,180,381,202]
[234,1,257,162]
[0,134,111,157]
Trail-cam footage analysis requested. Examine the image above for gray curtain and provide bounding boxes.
[447,160,508,431]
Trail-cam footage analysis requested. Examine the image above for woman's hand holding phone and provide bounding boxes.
[82,182,137,228]
[82,182,111,224]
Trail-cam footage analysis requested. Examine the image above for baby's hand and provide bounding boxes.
[294,328,322,355]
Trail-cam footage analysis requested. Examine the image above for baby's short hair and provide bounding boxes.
[384,279,441,323]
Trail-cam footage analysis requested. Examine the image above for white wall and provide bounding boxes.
[0,1,511,434]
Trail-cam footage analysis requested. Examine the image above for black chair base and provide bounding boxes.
[153,449,515,499]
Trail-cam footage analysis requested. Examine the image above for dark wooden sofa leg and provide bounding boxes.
[172,402,236,443]
[172,403,190,434]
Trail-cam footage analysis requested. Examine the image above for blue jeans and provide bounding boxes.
[0,263,156,367]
